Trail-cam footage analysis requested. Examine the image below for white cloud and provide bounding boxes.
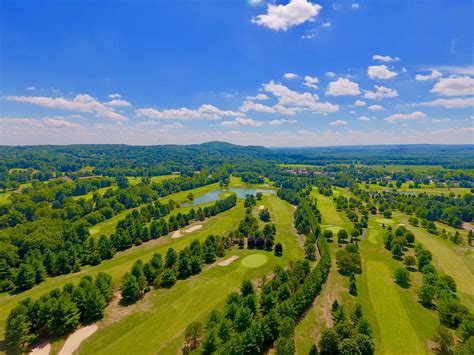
[106,99,132,107]
[241,100,276,113]
[220,117,264,127]
[364,85,398,99]
[327,78,361,96]
[251,0,322,31]
[372,55,400,62]
[385,111,426,124]
[430,76,474,96]
[303,75,319,89]
[0,117,42,127]
[108,93,122,99]
[437,126,474,134]
[269,119,298,125]
[326,72,336,78]
[25,86,37,91]
[136,104,242,120]
[301,33,316,40]
[5,94,128,121]
[322,22,331,27]
[357,116,371,121]
[354,99,366,107]
[409,97,474,108]
[163,123,184,129]
[42,117,81,128]
[415,70,442,81]
[430,65,474,75]
[332,3,341,10]
[284,73,299,79]
[328,119,348,126]
[351,3,360,9]
[432,118,451,123]
[368,104,384,111]
[367,65,398,80]
[246,93,269,100]
[263,80,339,113]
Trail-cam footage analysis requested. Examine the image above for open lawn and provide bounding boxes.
[365,261,425,354]
[76,194,303,354]
[369,164,446,172]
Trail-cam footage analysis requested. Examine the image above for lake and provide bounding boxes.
[182,187,275,206]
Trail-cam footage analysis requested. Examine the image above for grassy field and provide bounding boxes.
[369,164,446,172]
[77,194,303,354]
[394,212,474,310]
[365,261,425,354]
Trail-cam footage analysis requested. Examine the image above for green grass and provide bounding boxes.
[0,192,11,204]
[376,218,394,225]
[76,194,303,354]
[365,261,425,354]
[394,212,474,309]
[241,254,268,267]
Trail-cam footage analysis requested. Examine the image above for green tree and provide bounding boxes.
[184,321,202,352]
[5,305,35,352]
[319,327,339,355]
[433,325,453,354]
[394,268,410,288]
[120,273,141,304]
[15,263,36,290]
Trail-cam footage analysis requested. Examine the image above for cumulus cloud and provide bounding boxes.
[136,104,243,120]
[367,65,398,80]
[364,85,398,99]
[284,73,299,79]
[268,119,298,125]
[106,99,132,107]
[246,93,269,100]
[322,21,331,27]
[241,100,276,113]
[303,75,319,89]
[108,93,122,99]
[220,117,264,127]
[328,119,348,126]
[351,3,360,9]
[430,76,474,96]
[163,123,184,129]
[368,104,384,111]
[372,54,400,62]
[327,78,361,96]
[385,111,426,124]
[357,116,371,121]
[326,72,336,78]
[430,65,474,75]
[251,0,322,31]
[408,97,474,108]
[415,70,442,81]
[5,94,128,121]
[263,80,339,113]
[42,117,81,128]
[354,100,366,107]
[25,86,37,91]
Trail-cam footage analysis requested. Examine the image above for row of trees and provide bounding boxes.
[5,273,113,352]
[120,235,226,304]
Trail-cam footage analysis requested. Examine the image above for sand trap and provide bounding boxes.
[292,205,297,210]
[30,343,51,355]
[185,224,202,233]
[258,205,265,210]
[218,255,239,266]
[171,230,182,239]
[58,325,98,355]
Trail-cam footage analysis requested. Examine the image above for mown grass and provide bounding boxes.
[369,164,446,172]
[77,194,303,354]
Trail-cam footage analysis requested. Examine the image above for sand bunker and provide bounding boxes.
[258,205,265,210]
[30,343,51,355]
[217,255,239,266]
[185,224,202,233]
[171,230,182,239]
[58,325,98,355]
[292,205,297,209]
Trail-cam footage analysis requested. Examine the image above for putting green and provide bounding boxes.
[241,254,268,268]
[376,218,394,225]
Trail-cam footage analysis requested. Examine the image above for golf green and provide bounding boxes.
[325,225,342,233]
[241,254,268,268]
[376,218,394,225]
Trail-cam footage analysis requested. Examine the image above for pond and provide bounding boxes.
[182,187,276,206]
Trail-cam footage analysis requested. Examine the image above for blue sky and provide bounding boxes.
[0,0,473,146]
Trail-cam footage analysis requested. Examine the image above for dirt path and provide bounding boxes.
[58,325,98,355]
